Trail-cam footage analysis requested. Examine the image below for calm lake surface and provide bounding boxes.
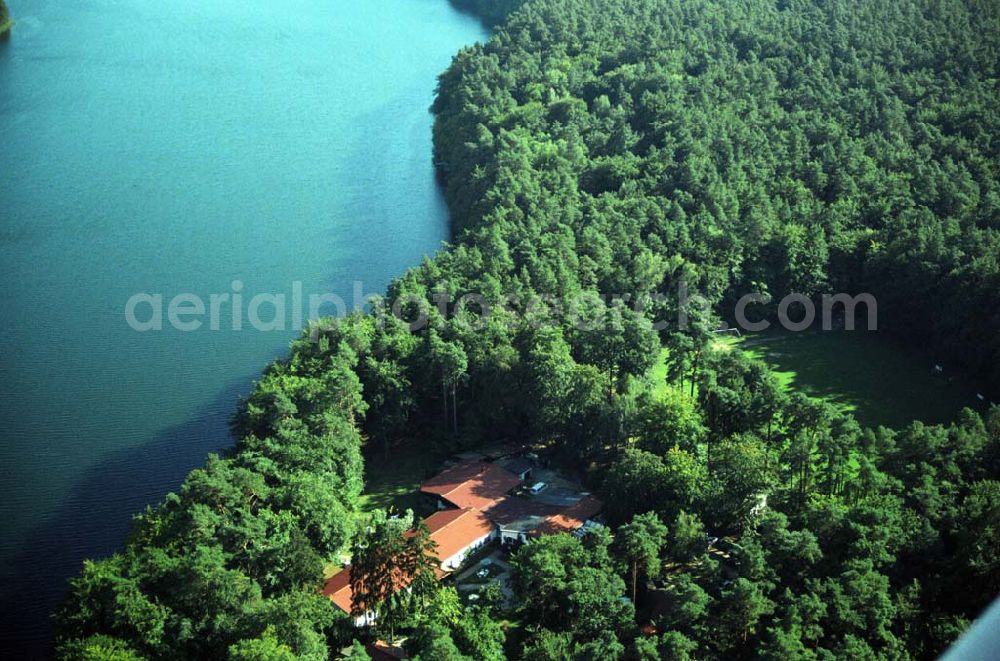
[0,0,485,653]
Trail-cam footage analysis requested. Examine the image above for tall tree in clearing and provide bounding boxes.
[349,510,438,642]
[614,511,669,605]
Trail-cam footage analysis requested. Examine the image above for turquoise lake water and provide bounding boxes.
[0,0,485,653]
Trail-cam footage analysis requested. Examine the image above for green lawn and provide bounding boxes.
[735,330,983,429]
[358,441,447,516]
[324,444,446,577]
[651,330,985,429]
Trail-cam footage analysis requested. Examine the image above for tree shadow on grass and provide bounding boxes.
[754,334,869,411]
[359,441,445,517]
[748,331,981,429]
[0,377,254,659]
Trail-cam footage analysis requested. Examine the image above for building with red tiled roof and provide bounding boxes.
[532,495,603,536]
[422,507,497,570]
[419,461,521,510]
[323,561,425,625]
[322,566,370,626]
[324,508,497,619]
[326,460,604,627]
[487,493,563,545]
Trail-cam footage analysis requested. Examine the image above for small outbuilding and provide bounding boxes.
[501,456,535,482]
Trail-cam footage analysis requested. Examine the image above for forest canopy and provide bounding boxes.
[435,0,1000,388]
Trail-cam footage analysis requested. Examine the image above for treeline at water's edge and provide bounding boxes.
[0,0,14,37]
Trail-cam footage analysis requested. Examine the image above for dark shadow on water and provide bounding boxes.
[446,0,504,29]
[0,377,254,658]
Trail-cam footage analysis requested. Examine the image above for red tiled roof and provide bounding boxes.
[420,506,469,531]
[532,495,603,536]
[422,507,495,563]
[322,566,354,613]
[322,510,494,614]
[326,466,597,617]
[324,563,427,616]
[487,495,563,525]
[420,462,521,510]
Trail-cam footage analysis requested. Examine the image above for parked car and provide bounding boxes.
[529,481,548,494]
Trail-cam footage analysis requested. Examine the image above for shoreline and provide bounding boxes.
[0,1,486,656]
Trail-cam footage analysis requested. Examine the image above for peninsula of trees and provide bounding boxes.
[56,1,999,659]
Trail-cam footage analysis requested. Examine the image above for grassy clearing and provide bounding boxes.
[358,441,447,516]
[649,348,701,401]
[735,330,982,428]
[324,444,446,578]
[651,330,984,429]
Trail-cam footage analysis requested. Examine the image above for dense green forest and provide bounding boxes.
[56,0,999,659]
[435,0,1000,388]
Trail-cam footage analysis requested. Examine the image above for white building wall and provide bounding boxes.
[500,528,528,544]
[440,529,497,570]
